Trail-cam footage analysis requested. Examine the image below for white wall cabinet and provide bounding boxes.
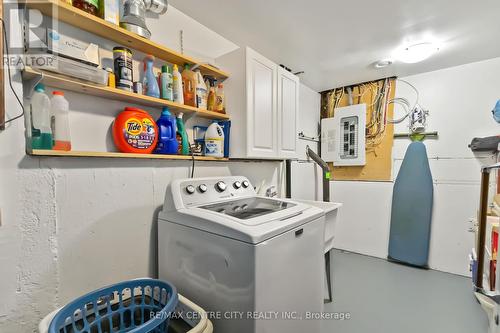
[217,47,299,159]
[277,67,300,159]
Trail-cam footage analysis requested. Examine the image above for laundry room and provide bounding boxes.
[0,0,499,332]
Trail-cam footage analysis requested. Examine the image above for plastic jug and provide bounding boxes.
[172,64,184,104]
[206,77,216,111]
[181,64,197,107]
[143,55,160,98]
[176,112,189,155]
[155,107,178,154]
[161,65,173,101]
[215,83,225,113]
[205,122,224,157]
[30,84,53,150]
[195,70,207,110]
[50,91,72,151]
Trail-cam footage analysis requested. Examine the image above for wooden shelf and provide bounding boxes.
[29,149,229,161]
[22,0,229,81]
[23,67,230,120]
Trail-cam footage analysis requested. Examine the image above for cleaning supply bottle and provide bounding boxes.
[50,91,72,151]
[172,64,184,104]
[30,84,53,150]
[215,83,225,113]
[206,78,216,111]
[161,65,173,101]
[181,63,197,107]
[205,122,224,157]
[112,107,158,154]
[195,69,208,110]
[176,112,189,155]
[143,54,160,98]
[155,107,178,154]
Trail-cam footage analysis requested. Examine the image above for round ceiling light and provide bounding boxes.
[395,42,440,64]
[374,59,393,68]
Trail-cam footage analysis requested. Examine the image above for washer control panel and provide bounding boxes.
[179,176,255,207]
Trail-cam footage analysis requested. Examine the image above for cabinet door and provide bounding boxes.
[246,48,278,158]
[277,67,299,158]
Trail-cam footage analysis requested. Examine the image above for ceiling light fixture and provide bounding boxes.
[395,42,440,64]
[374,59,393,69]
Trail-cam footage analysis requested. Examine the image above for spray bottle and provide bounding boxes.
[143,54,160,98]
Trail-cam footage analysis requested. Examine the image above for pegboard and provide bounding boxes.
[320,78,396,181]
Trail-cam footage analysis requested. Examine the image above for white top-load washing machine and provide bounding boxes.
[158,176,325,333]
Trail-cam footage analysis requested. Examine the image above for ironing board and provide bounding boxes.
[388,141,433,268]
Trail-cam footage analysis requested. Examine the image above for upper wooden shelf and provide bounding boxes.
[28,149,229,161]
[23,67,230,120]
[22,0,229,81]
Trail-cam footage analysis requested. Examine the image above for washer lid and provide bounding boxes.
[198,197,296,221]
[159,198,325,244]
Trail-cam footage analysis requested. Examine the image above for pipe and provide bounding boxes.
[306,146,330,202]
[394,131,439,138]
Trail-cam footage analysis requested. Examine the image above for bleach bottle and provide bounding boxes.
[205,122,224,157]
[155,107,178,154]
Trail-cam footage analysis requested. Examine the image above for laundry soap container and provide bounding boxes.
[155,107,178,154]
[30,84,53,150]
[205,122,224,157]
[113,107,158,154]
[50,91,71,151]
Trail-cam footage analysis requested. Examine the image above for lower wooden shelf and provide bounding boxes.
[28,149,229,161]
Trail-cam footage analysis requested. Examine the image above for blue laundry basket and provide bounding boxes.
[48,278,178,333]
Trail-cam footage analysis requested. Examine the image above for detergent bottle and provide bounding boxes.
[172,64,184,104]
[206,77,216,111]
[30,83,53,150]
[112,107,158,154]
[176,112,189,155]
[215,83,225,113]
[181,63,197,107]
[143,55,160,98]
[160,65,173,101]
[155,107,178,154]
[195,69,208,110]
[205,122,224,157]
[50,91,72,151]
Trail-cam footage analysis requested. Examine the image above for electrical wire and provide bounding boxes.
[395,78,419,110]
[388,98,411,124]
[189,142,195,178]
[0,17,25,127]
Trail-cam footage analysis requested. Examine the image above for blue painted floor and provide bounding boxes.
[322,250,488,333]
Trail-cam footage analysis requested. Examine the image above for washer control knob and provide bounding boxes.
[242,180,250,188]
[216,181,227,192]
[198,184,208,193]
[185,185,196,195]
[233,181,242,189]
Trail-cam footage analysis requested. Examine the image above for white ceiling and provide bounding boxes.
[169,0,500,92]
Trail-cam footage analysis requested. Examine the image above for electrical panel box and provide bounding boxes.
[321,104,366,166]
